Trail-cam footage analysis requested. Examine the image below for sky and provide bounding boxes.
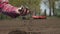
[40,0,53,16]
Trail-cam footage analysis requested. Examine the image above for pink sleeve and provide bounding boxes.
[0,0,20,18]
[0,3,20,18]
[2,3,18,12]
[0,0,9,3]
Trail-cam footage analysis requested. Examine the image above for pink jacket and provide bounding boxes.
[0,0,20,18]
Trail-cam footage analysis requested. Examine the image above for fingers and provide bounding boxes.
[15,7,23,14]
[21,8,30,16]
[15,9,20,14]
[15,6,30,16]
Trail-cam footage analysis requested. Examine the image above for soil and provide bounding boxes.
[0,17,60,34]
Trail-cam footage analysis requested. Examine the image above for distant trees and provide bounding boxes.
[9,0,40,11]
[49,0,55,16]
[9,0,40,16]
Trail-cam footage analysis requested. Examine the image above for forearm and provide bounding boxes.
[0,3,20,18]
[0,0,30,18]
[2,11,20,18]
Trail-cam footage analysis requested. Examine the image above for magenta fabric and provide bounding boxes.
[0,0,20,18]
[0,0,9,3]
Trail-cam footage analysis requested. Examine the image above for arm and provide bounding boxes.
[0,0,30,18]
[0,3,19,18]
[0,3,30,18]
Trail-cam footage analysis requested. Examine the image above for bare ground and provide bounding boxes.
[0,17,60,34]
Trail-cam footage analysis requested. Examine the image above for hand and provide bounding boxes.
[17,6,30,16]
